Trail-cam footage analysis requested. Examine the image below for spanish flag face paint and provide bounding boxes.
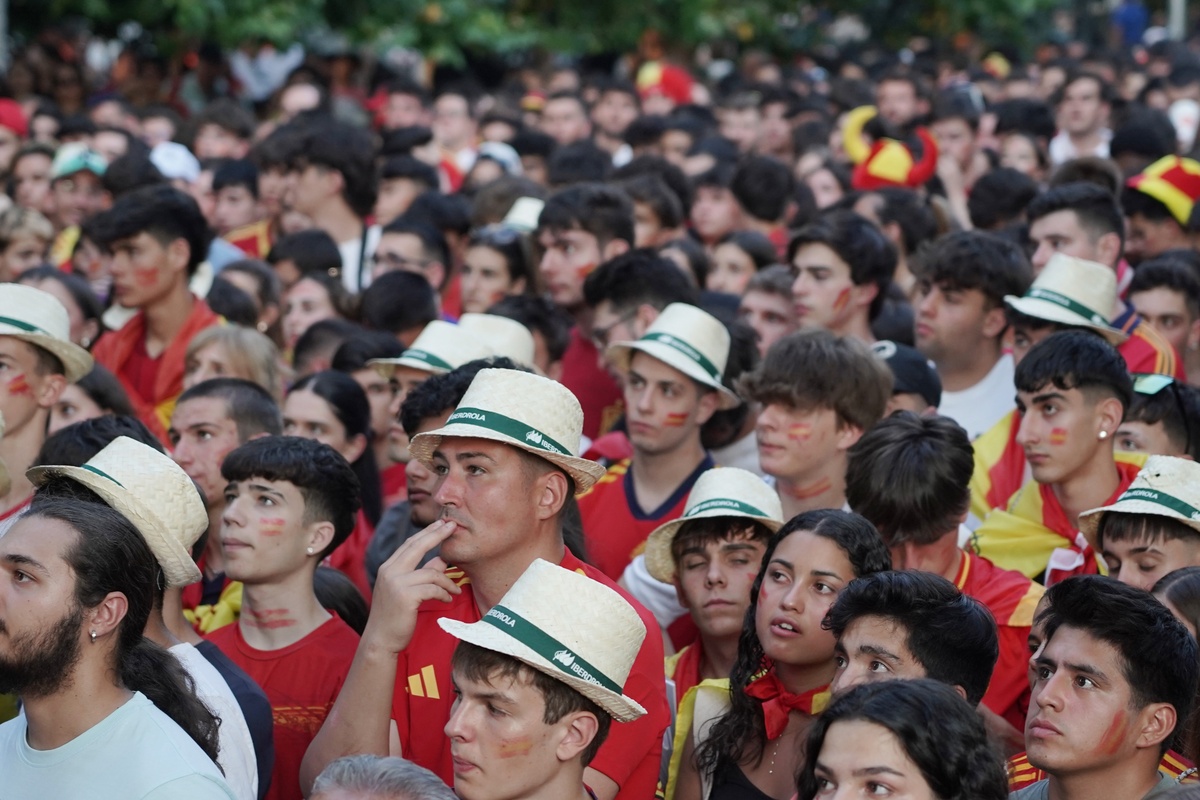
[1049,428,1068,446]
[6,373,30,396]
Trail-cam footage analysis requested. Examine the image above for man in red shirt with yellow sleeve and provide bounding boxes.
[301,367,669,800]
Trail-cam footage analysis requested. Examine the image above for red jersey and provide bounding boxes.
[381,462,408,509]
[578,456,713,580]
[559,327,623,440]
[954,551,1045,731]
[325,508,374,602]
[1113,302,1185,380]
[392,551,669,800]
[208,615,359,800]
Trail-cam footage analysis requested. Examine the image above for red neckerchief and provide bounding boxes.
[744,671,828,740]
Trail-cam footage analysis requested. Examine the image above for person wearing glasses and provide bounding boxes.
[1116,373,1200,461]
[370,218,451,315]
[460,224,538,314]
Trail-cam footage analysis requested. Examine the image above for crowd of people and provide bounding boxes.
[7,22,1200,800]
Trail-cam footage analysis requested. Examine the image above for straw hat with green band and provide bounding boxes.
[28,436,208,587]
[1078,455,1200,549]
[438,558,648,722]
[458,313,537,370]
[409,367,606,493]
[606,302,741,410]
[0,284,94,382]
[1003,253,1127,346]
[644,467,784,583]
[368,320,494,379]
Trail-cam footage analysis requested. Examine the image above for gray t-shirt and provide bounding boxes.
[1010,772,1177,800]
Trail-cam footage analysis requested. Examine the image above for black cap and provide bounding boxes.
[871,340,943,408]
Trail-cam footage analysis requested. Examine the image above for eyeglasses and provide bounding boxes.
[371,251,429,270]
[1133,373,1192,457]
[470,224,523,248]
[591,310,637,350]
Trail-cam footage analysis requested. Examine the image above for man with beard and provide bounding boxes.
[0,496,234,797]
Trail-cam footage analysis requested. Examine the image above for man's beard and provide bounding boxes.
[0,603,86,699]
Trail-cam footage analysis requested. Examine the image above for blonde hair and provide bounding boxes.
[0,206,53,248]
[185,325,286,400]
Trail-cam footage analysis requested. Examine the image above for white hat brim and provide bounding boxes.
[1078,498,1200,550]
[607,340,741,410]
[409,422,606,494]
[368,356,450,379]
[27,464,202,587]
[0,325,94,383]
[437,617,647,722]
[644,509,782,583]
[1004,296,1127,346]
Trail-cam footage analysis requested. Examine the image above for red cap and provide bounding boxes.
[0,100,27,138]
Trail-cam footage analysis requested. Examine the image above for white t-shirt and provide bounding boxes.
[171,643,258,800]
[937,354,1016,441]
[0,691,235,799]
[336,224,382,294]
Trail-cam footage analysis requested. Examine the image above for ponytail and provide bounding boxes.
[120,638,223,766]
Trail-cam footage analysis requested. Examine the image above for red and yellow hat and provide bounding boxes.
[843,106,939,191]
[1127,155,1200,225]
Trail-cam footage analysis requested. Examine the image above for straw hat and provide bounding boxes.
[643,467,784,583]
[0,411,10,498]
[0,284,94,382]
[1003,253,1127,345]
[606,303,740,409]
[458,313,536,368]
[409,367,606,493]
[439,558,647,722]
[1078,455,1200,549]
[28,436,207,587]
[369,320,494,379]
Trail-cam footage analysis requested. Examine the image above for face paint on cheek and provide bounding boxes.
[1097,709,1127,755]
[260,517,287,536]
[1049,428,1068,445]
[133,266,160,288]
[787,423,812,441]
[665,411,688,427]
[498,738,534,758]
[832,287,851,313]
[6,373,30,396]
[574,262,597,280]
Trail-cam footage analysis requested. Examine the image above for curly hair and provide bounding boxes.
[796,679,1008,800]
[695,509,890,773]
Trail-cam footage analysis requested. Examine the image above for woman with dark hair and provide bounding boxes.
[48,364,135,435]
[15,496,223,766]
[671,509,892,800]
[284,370,380,599]
[707,230,778,296]
[460,223,537,314]
[796,679,1008,800]
[282,271,354,352]
[17,264,104,348]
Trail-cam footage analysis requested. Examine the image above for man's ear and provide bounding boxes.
[1096,231,1122,268]
[307,519,336,556]
[981,305,1009,340]
[427,261,448,292]
[835,421,866,453]
[1096,396,1125,441]
[35,372,67,409]
[1135,702,1177,752]
[534,468,570,522]
[601,238,630,263]
[693,388,721,427]
[167,237,192,277]
[555,710,600,764]
[90,590,130,640]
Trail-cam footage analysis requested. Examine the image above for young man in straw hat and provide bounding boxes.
[738,329,893,520]
[580,302,737,580]
[302,368,669,800]
[29,435,261,800]
[845,412,1043,740]
[89,184,220,444]
[0,283,92,538]
[640,466,783,701]
[1078,455,1200,591]
[969,252,1155,529]
[440,558,648,800]
[972,331,1144,586]
[208,436,363,800]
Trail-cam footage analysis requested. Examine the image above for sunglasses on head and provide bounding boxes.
[1132,373,1192,457]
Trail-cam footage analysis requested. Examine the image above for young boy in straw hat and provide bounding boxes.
[640,466,783,702]
[0,283,92,537]
[29,435,261,800]
[1079,455,1200,592]
[208,436,364,800]
[439,558,648,800]
[303,368,669,800]
[579,302,738,580]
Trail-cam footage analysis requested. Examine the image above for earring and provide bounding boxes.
[89,630,97,643]
[81,336,91,348]
[1099,430,1109,440]
[306,546,314,556]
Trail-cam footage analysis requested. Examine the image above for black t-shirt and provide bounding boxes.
[196,639,276,800]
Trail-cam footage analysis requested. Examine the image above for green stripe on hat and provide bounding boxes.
[1025,287,1109,327]
[400,348,454,372]
[482,603,621,693]
[1117,487,1200,521]
[639,331,722,382]
[446,407,572,457]
[81,464,125,488]
[687,498,769,518]
[0,316,48,335]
